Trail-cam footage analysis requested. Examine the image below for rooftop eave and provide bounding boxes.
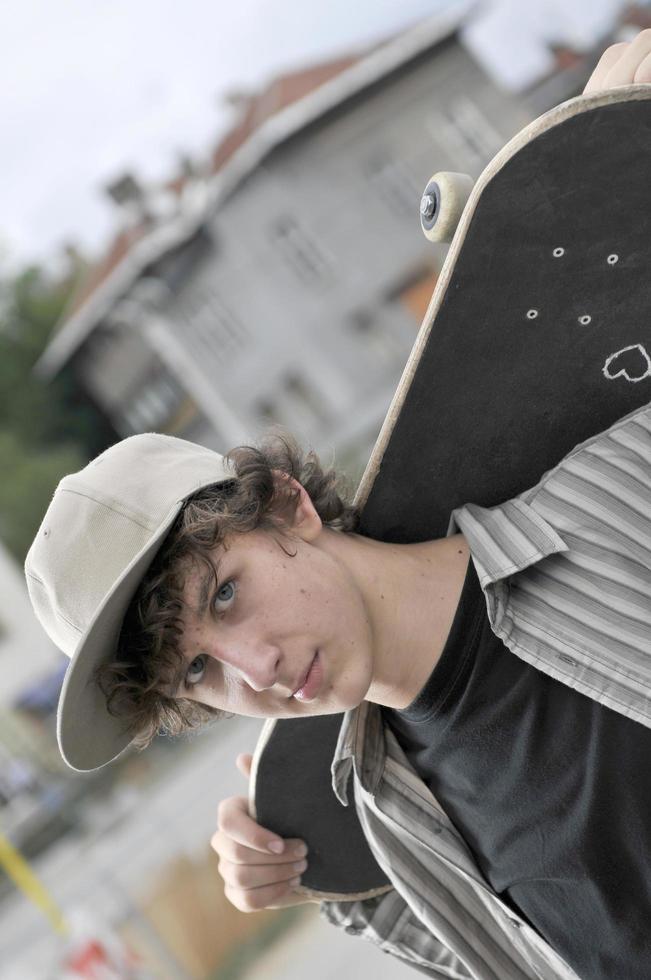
[35,184,209,379]
[37,2,478,380]
[204,2,479,208]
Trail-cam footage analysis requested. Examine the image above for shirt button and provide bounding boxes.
[509,918,522,929]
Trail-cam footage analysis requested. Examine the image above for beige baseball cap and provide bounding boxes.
[25,432,235,772]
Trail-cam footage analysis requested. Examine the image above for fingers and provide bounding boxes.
[214,832,309,912]
[212,827,308,865]
[223,876,306,913]
[633,51,651,85]
[583,42,628,94]
[236,752,253,779]
[584,31,651,94]
[604,30,651,86]
[214,759,312,912]
[216,794,293,855]
[219,854,307,894]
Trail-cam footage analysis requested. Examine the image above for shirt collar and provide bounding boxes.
[447,497,568,587]
[331,700,385,805]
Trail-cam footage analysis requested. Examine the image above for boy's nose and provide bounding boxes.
[215,637,280,692]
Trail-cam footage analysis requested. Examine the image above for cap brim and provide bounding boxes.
[56,503,183,772]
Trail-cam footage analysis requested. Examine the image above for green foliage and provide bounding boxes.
[0,262,112,561]
[0,429,83,560]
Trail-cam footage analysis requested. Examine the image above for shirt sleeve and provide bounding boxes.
[320,892,475,979]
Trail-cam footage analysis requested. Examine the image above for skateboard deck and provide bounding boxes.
[250,85,651,901]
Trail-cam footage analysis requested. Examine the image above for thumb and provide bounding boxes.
[236,753,253,779]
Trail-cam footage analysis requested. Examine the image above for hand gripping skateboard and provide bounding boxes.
[250,85,651,901]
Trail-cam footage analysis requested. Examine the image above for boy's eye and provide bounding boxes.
[185,654,207,687]
[213,580,236,613]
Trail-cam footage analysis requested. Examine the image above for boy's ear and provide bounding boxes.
[271,470,322,541]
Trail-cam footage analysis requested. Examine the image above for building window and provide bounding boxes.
[123,370,184,433]
[254,371,331,432]
[363,150,420,215]
[255,398,278,425]
[282,371,331,426]
[428,96,503,168]
[349,309,405,368]
[183,287,249,364]
[270,217,332,287]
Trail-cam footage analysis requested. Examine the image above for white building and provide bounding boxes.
[36,6,537,478]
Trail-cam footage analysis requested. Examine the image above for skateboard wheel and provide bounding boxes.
[420,171,474,243]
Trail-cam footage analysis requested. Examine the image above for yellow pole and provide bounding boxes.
[0,829,68,935]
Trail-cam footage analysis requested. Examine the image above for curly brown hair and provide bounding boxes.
[95,429,360,750]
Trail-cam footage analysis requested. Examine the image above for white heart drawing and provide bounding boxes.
[602,344,651,384]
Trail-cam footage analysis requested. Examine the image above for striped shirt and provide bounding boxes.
[320,402,651,979]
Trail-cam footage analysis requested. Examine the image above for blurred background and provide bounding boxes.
[0,0,647,976]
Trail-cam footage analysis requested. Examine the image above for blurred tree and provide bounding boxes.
[0,430,82,560]
[0,263,116,561]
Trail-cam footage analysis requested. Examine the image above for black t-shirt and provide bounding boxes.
[383,560,651,980]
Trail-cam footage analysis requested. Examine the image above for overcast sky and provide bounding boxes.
[0,0,628,269]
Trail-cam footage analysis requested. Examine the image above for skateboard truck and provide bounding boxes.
[420,171,474,243]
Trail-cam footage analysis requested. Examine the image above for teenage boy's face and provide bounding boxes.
[175,490,375,719]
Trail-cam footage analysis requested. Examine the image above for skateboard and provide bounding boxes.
[250,85,651,901]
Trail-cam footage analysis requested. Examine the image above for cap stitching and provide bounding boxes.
[25,572,83,634]
[61,487,156,531]
[57,612,82,634]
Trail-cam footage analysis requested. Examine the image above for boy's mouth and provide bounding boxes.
[291,651,322,701]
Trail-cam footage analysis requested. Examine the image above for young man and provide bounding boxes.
[25,33,651,980]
